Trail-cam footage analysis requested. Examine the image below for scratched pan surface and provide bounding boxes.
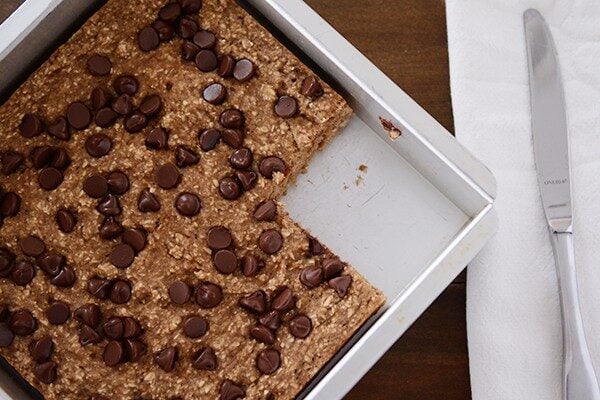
[0,1,497,399]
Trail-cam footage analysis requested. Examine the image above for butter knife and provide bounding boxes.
[524,9,600,400]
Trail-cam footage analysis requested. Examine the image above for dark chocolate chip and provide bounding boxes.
[250,325,275,345]
[0,248,15,277]
[183,316,207,338]
[123,317,143,338]
[258,229,283,255]
[175,192,201,216]
[49,265,76,287]
[1,151,24,175]
[67,101,92,130]
[258,310,281,331]
[155,163,180,189]
[47,117,71,140]
[271,287,294,312]
[138,188,161,212]
[138,26,160,52]
[95,108,118,128]
[322,258,344,280]
[19,114,45,138]
[253,200,276,222]
[139,94,162,117]
[329,275,352,297]
[221,129,244,149]
[203,83,227,105]
[110,279,132,304]
[154,346,178,372]
[256,348,280,375]
[35,361,57,384]
[9,309,37,336]
[90,87,112,110]
[220,109,245,129]
[30,146,54,169]
[229,147,252,170]
[259,156,286,179]
[221,380,245,400]
[38,167,63,190]
[103,317,124,340]
[239,290,267,314]
[207,226,232,250]
[124,338,146,362]
[274,96,298,118]
[169,281,191,305]
[175,146,199,168]
[177,17,198,39]
[192,346,217,370]
[308,237,324,256]
[0,194,19,218]
[111,94,134,115]
[49,148,70,170]
[300,266,323,289]
[107,170,129,195]
[85,134,112,158]
[78,325,102,346]
[0,324,14,347]
[288,314,312,338]
[241,254,262,277]
[218,55,236,77]
[152,19,175,41]
[99,217,123,240]
[0,306,9,323]
[97,194,121,216]
[113,75,139,96]
[194,282,222,308]
[109,243,135,268]
[38,252,65,277]
[198,128,221,151]
[103,340,125,367]
[146,127,169,150]
[219,177,242,200]
[29,336,54,362]
[234,170,257,191]
[193,30,216,49]
[19,236,45,257]
[87,54,112,76]
[83,174,108,198]
[178,0,202,14]
[233,59,255,82]
[122,227,146,252]
[213,249,237,274]
[10,260,35,286]
[195,49,218,72]
[88,277,112,300]
[301,75,324,98]
[124,112,148,133]
[181,40,200,61]
[159,3,181,22]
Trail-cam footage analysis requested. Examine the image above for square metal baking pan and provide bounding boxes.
[0,1,498,399]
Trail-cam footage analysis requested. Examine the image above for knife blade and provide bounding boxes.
[524,9,600,400]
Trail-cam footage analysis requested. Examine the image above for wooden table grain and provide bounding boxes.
[0,1,470,399]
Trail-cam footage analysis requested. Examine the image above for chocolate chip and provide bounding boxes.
[192,347,217,370]
[155,163,180,189]
[239,290,267,314]
[124,338,146,362]
[113,75,139,96]
[29,146,53,169]
[175,146,199,168]
[139,94,163,116]
[0,192,20,218]
[0,306,9,323]
[219,177,242,200]
[19,114,45,138]
[194,282,222,308]
[221,380,245,400]
[78,325,102,346]
[213,250,237,274]
[220,109,245,129]
[38,252,64,277]
[203,83,227,105]
[38,167,63,190]
[179,0,202,13]
[308,237,324,256]
[256,348,280,375]
[124,112,148,133]
[111,94,134,115]
[229,147,252,170]
[19,236,45,257]
[259,156,286,179]
[322,258,344,280]
[177,17,198,39]
[122,227,146,252]
[159,3,181,22]
[234,170,257,191]
[122,317,143,338]
[274,96,298,118]
[90,87,112,110]
[83,174,108,198]
[169,281,191,305]
[29,336,54,362]
[198,128,221,151]
[50,265,76,287]
[258,310,281,331]
[85,134,112,158]
[10,260,35,286]
[138,26,160,52]
[49,147,70,170]
[218,55,236,77]
[241,254,263,277]
[87,54,112,76]
[138,188,161,212]
[99,217,123,240]
[152,19,175,41]
[300,267,323,289]
[9,309,37,336]
[301,75,324,97]
[88,277,112,299]
[109,244,135,268]
[289,314,312,338]
[222,129,244,148]
[95,108,118,128]
[110,280,132,304]
[35,361,57,384]
[258,229,283,255]
[250,325,275,345]
[181,40,200,61]
[175,192,201,216]
[107,170,129,195]
[0,324,14,347]
[103,317,124,340]
[47,117,71,140]
[1,151,24,175]
[207,226,232,250]
[146,127,169,149]
[104,340,125,367]
[271,287,294,312]
[193,30,216,49]
[233,59,255,82]
[67,101,92,130]
[154,346,178,372]
[253,200,276,221]
[329,275,352,297]
[195,49,218,72]
[183,316,207,338]
[97,194,121,216]
[0,248,15,277]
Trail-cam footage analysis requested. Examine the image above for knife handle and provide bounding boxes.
[550,231,600,400]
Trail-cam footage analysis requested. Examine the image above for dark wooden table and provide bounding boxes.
[0,1,470,399]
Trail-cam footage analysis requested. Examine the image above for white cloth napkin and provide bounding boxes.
[446,1,600,399]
